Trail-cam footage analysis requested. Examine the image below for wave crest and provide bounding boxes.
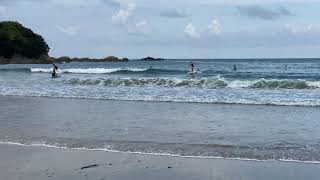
[31,68,147,74]
[63,77,320,89]
[252,80,309,89]
[30,68,186,74]
[64,77,227,88]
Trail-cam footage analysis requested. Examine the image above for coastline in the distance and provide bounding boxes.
[0,21,129,64]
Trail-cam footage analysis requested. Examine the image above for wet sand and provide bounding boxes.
[0,143,319,180]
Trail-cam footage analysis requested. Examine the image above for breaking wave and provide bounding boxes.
[63,77,320,89]
[30,68,186,74]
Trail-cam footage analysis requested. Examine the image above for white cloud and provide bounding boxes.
[135,20,147,28]
[184,20,221,39]
[284,24,314,35]
[111,3,136,25]
[184,23,200,39]
[56,25,78,36]
[208,19,221,35]
[112,9,130,24]
[128,20,149,35]
[111,3,150,36]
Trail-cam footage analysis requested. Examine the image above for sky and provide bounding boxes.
[1,0,320,59]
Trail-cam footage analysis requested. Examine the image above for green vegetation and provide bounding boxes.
[0,21,49,58]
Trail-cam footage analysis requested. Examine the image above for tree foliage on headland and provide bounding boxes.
[0,21,127,64]
[0,21,49,58]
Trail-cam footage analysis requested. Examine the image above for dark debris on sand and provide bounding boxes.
[80,164,99,170]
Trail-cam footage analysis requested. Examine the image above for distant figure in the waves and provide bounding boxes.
[284,65,287,71]
[233,65,237,71]
[190,61,195,72]
[52,63,58,78]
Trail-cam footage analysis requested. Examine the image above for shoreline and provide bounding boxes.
[1,94,320,108]
[1,141,320,165]
[1,143,320,180]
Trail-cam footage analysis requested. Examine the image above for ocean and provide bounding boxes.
[1,59,320,163]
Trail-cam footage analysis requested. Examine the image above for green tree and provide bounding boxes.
[0,21,49,58]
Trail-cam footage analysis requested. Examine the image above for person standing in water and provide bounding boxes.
[52,63,58,78]
[190,61,195,72]
[233,65,237,71]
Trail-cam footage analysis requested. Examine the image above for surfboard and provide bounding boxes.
[188,70,197,75]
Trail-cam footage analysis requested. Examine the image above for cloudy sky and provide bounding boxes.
[1,0,320,58]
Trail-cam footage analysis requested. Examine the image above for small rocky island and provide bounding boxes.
[53,56,128,64]
[141,56,165,61]
[0,21,128,64]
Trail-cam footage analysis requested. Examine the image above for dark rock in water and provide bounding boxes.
[102,56,123,62]
[168,166,172,169]
[80,164,99,170]
[54,56,71,63]
[141,56,165,61]
[0,55,51,64]
[52,56,129,63]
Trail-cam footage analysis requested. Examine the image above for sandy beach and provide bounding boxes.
[0,143,319,180]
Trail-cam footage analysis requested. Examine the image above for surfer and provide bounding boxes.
[52,63,58,78]
[233,65,237,71]
[190,62,195,72]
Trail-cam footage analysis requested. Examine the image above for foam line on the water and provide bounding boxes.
[30,68,188,75]
[1,141,320,164]
[30,68,148,74]
[62,77,320,89]
[1,94,320,107]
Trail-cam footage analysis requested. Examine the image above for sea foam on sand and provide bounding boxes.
[1,143,320,180]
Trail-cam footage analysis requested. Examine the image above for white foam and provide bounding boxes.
[31,68,53,73]
[226,79,320,89]
[307,81,320,88]
[1,141,320,164]
[226,80,254,88]
[30,68,147,74]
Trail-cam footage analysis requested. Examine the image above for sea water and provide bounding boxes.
[1,59,320,163]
